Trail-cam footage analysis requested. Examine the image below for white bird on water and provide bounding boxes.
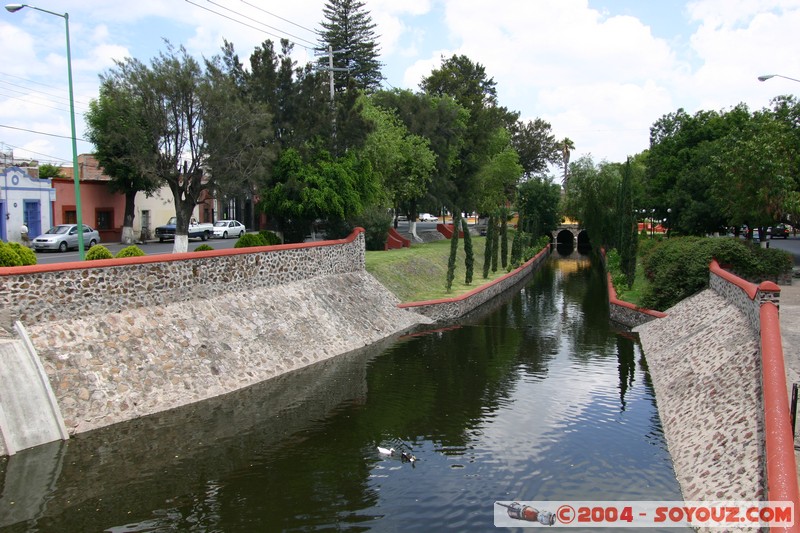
[377,446,395,456]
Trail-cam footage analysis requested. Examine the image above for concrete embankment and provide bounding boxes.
[0,230,432,454]
[25,270,430,437]
[635,290,764,506]
[0,229,552,456]
[634,261,800,533]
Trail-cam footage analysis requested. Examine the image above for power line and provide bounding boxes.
[0,88,89,115]
[238,0,318,36]
[205,0,318,47]
[0,123,90,143]
[184,0,315,51]
[0,141,71,163]
[0,78,92,109]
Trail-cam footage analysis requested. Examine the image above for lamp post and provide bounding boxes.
[666,208,672,238]
[6,3,84,259]
[758,74,800,84]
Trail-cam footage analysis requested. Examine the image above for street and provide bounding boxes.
[765,235,800,266]
[31,237,243,265]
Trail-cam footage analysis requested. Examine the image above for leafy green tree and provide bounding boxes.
[203,51,276,227]
[86,77,162,244]
[38,163,64,179]
[421,55,519,212]
[359,95,435,220]
[563,155,620,247]
[370,89,469,233]
[101,43,223,253]
[318,0,383,93]
[517,177,561,238]
[512,118,560,178]
[475,128,524,214]
[712,107,797,231]
[261,148,379,243]
[646,107,733,235]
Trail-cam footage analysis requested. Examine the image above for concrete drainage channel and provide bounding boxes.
[0,322,68,456]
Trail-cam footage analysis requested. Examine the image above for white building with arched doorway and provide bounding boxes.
[0,166,54,243]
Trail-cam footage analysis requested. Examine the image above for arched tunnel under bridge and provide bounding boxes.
[552,225,591,253]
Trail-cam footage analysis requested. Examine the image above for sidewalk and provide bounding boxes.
[778,279,800,483]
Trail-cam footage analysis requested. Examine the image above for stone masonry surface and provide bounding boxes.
[634,289,763,533]
[25,270,431,435]
[0,233,365,329]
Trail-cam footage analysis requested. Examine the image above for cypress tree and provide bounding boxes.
[500,211,509,268]
[462,217,474,284]
[491,216,500,272]
[446,212,460,292]
[510,214,523,265]
[618,158,638,288]
[483,215,494,278]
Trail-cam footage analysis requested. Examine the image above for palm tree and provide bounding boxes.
[560,137,575,188]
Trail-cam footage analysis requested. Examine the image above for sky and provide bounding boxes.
[0,0,799,174]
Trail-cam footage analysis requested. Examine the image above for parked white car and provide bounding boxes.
[418,213,438,222]
[212,220,246,239]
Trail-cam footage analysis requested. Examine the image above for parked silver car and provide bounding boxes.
[32,224,100,252]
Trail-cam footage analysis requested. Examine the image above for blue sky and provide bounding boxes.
[0,0,798,173]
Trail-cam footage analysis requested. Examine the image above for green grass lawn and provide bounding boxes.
[365,236,510,303]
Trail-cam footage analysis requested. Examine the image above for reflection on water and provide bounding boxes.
[0,253,687,532]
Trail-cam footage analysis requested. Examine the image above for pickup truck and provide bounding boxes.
[155,217,213,242]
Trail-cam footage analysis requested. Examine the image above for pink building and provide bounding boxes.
[57,154,126,243]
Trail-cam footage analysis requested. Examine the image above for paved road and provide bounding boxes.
[31,238,242,266]
[766,235,800,265]
[30,221,445,266]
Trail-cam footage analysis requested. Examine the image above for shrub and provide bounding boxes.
[0,242,23,267]
[85,245,113,261]
[640,236,793,311]
[235,233,269,248]
[115,245,145,258]
[258,230,282,246]
[7,242,36,265]
[351,208,392,251]
[194,244,214,252]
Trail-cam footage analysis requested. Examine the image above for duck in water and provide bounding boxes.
[377,446,395,456]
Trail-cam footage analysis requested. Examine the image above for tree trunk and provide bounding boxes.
[121,191,137,245]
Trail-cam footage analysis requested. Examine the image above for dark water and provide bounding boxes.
[0,252,685,532]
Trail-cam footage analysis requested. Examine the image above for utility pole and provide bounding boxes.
[314,45,349,106]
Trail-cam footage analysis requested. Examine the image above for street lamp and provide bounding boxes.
[6,3,84,259]
[758,73,800,84]
[666,208,672,238]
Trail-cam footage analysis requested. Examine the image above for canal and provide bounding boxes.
[0,251,686,532]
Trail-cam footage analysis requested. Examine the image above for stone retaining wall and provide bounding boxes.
[0,230,366,329]
[635,260,800,528]
[399,246,550,322]
[606,273,667,328]
[0,229,433,440]
[709,259,781,332]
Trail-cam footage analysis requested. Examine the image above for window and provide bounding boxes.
[63,209,77,224]
[96,209,113,230]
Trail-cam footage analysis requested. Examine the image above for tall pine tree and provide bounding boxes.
[318,0,383,93]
